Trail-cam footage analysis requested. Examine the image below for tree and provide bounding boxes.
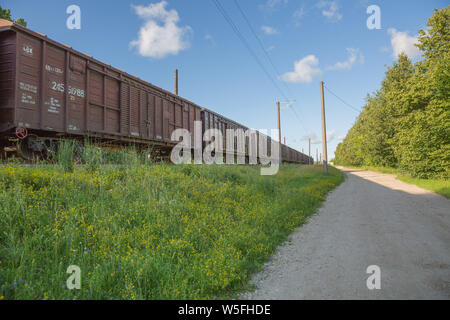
[417,7,450,61]
[394,6,450,178]
[335,7,449,179]
[0,6,27,27]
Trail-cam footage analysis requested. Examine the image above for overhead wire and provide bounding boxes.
[323,85,361,113]
[232,0,310,135]
[232,0,293,98]
[210,0,289,101]
[212,0,315,150]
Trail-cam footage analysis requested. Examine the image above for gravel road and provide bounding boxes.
[242,167,450,299]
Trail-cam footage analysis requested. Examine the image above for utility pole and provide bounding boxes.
[320,153,322,163]
[277,101,281,164]
[174,69,179,95]
[316,148,318,164]
[320,81,328,174]
[284,137,286,144]
[308,137,311,165]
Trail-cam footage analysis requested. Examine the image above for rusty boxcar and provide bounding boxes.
[0,19,312,164]
[0,19,203,158]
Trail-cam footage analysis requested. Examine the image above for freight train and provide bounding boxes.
[0,19,312,164]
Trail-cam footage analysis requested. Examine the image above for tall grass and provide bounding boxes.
[53,140,77,172]
[0,157,343,299]
[52,140,154,172]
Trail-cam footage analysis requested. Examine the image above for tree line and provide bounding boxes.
[334,7,449,179]
[0,6,27,27]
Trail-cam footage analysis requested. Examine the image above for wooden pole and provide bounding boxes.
[284,137,286,144]
[320,81,328,174]
[277,101,281,164]
[174,69,178,95]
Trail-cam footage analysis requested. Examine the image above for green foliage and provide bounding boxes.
[50,140,155,173]
[0,164,343,299]
[54,140,76,173]
[397,175,450,199]
[335,7,450,180]
[0,6,27,27]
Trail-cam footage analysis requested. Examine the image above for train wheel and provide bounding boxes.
[16,136,47,161]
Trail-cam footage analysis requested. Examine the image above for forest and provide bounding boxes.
[334,7,449,180]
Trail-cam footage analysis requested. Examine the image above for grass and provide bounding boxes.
[338,165,449,199]
[0,147,344,300]
[396,176,450,199]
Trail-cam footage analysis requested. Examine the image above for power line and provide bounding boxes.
[233,0,293,98]
[210,0,289,101]
[291,107,309,133]
[230,0,310,134]
[232,0,309,131]
[324,85,361,113]
[212,0,311,145]
[280,101,309,134]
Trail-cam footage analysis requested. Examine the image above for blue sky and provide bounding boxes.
[3,0,447,158]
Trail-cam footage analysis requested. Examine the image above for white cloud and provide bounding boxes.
[280,55,322,83]
[259,0,289,12]
[317,1,342,21]
[302,130,336,144]
[302,132,321,144]
[293,8,305,26]
[130,1,192,59]
[264,0,288,9]
[205,33,215,46]
[261,25,279,35]
[327,130,336,142]
[293,8,305,19]
[327,48,364,70]
[387,28,421,59]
